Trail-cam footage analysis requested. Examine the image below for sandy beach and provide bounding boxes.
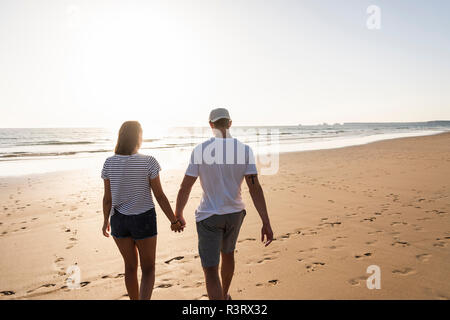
[0,132,449,300]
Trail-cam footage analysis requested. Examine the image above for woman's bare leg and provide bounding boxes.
[135,236,157,300]
[113,237,139,300]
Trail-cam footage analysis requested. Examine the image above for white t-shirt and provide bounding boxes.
[185,137,257,222]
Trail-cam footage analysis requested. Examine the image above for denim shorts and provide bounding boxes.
[196,210,246,268]
[111,208,157,240]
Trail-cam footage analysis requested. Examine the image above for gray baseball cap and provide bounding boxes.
[209,108,231,122]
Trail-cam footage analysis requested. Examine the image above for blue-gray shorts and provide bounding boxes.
[111,208,157,240]
[196,210,246,268]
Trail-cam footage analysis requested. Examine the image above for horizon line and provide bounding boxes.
[1,120,450,130]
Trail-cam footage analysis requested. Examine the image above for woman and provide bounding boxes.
[101,121,183,300]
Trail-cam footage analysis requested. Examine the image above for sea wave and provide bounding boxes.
[15,140,96,146]
[0,149,110,160]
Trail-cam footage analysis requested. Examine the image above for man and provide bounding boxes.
[175,108,274,300]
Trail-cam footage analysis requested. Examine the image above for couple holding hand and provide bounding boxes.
[101,108,273,300]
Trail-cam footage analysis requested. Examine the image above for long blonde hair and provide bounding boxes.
[114,121,142,155]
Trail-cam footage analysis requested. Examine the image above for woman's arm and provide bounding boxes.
[149,175,183,231]
[102,179,112,237]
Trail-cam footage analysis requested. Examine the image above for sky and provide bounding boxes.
[0,0,449,128]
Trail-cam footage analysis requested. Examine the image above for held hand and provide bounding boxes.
[177,215,186,229]
[102,220,110,237]
[261,223,273,247]
[171,220,184,233]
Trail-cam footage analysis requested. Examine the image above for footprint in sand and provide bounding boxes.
[164,256,184,264]
[433,241,447,248]
[53,255,66,276]
[238,238,256,243]
[391,221,408,226]
[327,245,344,250]
[322,221,341,227]
[258,251,280,263]
[416,253,431,262]
[256,257,275,264]
[391,240,410,247]
[436,293,450,300]
[427,210,447,216]
[255,280,279,287]
[347,276,367,286]
[247,251,280,265]
[331,236,347,242]
[155,283,173,289]
[277,232,293,240]
[354,253,372,259]
[183,281,204,289]
[27,283,56,293]
[392,267,416,276]
[54,256,65,269]
[305,262,326,272]
[301,230,318,236]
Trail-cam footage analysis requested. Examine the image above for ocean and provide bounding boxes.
[1,122,449,177]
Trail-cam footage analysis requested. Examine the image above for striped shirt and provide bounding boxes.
[101,153,161,215]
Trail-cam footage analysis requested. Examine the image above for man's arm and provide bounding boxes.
[245,174,273,246]
[175,175,198,227]
[102,179,112,237]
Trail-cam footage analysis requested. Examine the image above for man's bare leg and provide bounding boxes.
[220,251,234,299]
[203,265,224,300]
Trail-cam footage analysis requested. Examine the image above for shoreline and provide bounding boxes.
[1,132,449,299]
[0,130,447,179]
